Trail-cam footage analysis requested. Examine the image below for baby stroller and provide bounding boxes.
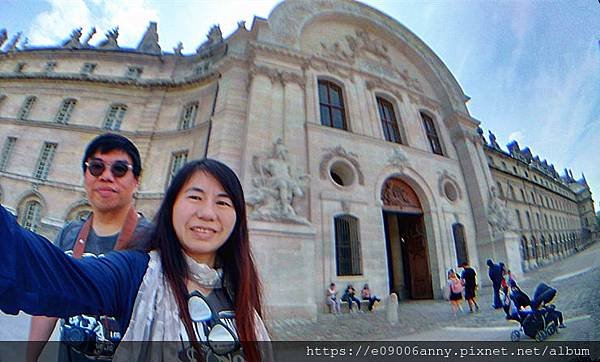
[503,282,563,342]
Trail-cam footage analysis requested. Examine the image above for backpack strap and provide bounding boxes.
[72,207,138,258]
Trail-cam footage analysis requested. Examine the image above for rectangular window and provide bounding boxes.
[81,63,97,75]
[125,66,143,79]
[179,102,198,130]
[103,104,127,131]
[377,97,402,144]
[335,215,362,276]
[55,99,76,124]
[0,137,17,171]
[167,150,188,188]
[421,112,443,155]
[34,142,57,180]
[318,80,347,130]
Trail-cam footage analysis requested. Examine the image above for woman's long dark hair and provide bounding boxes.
[149,158,263,361]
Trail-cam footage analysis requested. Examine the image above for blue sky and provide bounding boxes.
[2,0,599,205]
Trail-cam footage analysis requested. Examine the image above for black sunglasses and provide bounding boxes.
[85,159,133,178]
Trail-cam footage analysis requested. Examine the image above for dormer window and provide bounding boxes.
[45,62,57,73]
[125,66,143,79]
[81,63,97,75]
[15,63,26,73]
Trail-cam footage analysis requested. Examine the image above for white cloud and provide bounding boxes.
[27,0,159,48]
[28,0,93,46]
[507,131,524,144]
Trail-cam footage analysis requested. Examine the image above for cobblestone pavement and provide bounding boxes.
[267,241,600,341]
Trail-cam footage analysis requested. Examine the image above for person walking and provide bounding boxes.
[460,262,479,312]
[447,269,464,318]
[487,259,503,309]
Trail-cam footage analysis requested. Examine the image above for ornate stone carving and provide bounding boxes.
[319,41,355,63]
[246,139,310,224]
[387,148,410,171]
[173,42,183,55]
[309,58,354,81]
[488,131,501,150]
[487,186,512,234]
[82,27,96,48]
[0,29,7,49]
[62,28,82,49]
[97,28,119,50]
[381,178,422,213]
[319,146,364,185]
[197,25,223,53]
[250,64,305,88]
[5,32,22,53]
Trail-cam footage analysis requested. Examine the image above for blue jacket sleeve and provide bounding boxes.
[0,205,149,325]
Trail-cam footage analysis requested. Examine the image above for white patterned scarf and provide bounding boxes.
[114,251,270,362]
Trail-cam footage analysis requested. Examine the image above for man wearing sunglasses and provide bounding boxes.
[27,133,151,362]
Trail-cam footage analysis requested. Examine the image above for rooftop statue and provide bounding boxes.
[97,27,119,50]
[5,32,22,53]
[62,27,82,49]
[488,131,501,150]
[82,27,96,47]
[0,29,7,49]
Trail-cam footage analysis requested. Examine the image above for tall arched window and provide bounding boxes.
[452,223,468,266]
[17,96,37,120]
[103,104,127,130]
[334,215,362,276]
[376,97,402,144]
[55,98,77,124]
[20,200,42,232]
[318,80,347,130]
[420,112,443,155]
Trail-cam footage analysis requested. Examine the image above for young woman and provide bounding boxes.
[447,269,464,319]
[326,282,341,314]
[360,284,381,312]
[0,159,269,361]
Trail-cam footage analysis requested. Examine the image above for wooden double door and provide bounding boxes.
[383,211,433,299]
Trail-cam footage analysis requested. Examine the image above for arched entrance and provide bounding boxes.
[381,177,433,299]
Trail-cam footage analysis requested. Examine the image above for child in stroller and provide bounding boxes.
[503,280,565,342]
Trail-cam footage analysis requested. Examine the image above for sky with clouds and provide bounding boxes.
[2,0,599,206]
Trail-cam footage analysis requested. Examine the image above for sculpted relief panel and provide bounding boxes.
[300,20,432,97]
[246,139,310,225]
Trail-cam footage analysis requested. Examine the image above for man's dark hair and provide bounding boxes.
[82,133,142,178]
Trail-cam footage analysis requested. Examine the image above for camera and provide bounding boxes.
[61,315,120,359]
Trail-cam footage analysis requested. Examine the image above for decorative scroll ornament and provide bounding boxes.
[387,148,410,170]
[319,146,364,185]
[381,178,422,213]
[487,186,512,234]
[246,139,310,224]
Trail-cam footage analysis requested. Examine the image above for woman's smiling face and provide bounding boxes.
[172,171,237,266]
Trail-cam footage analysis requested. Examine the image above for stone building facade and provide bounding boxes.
[484,134,596,272]
[0,0,596,319]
